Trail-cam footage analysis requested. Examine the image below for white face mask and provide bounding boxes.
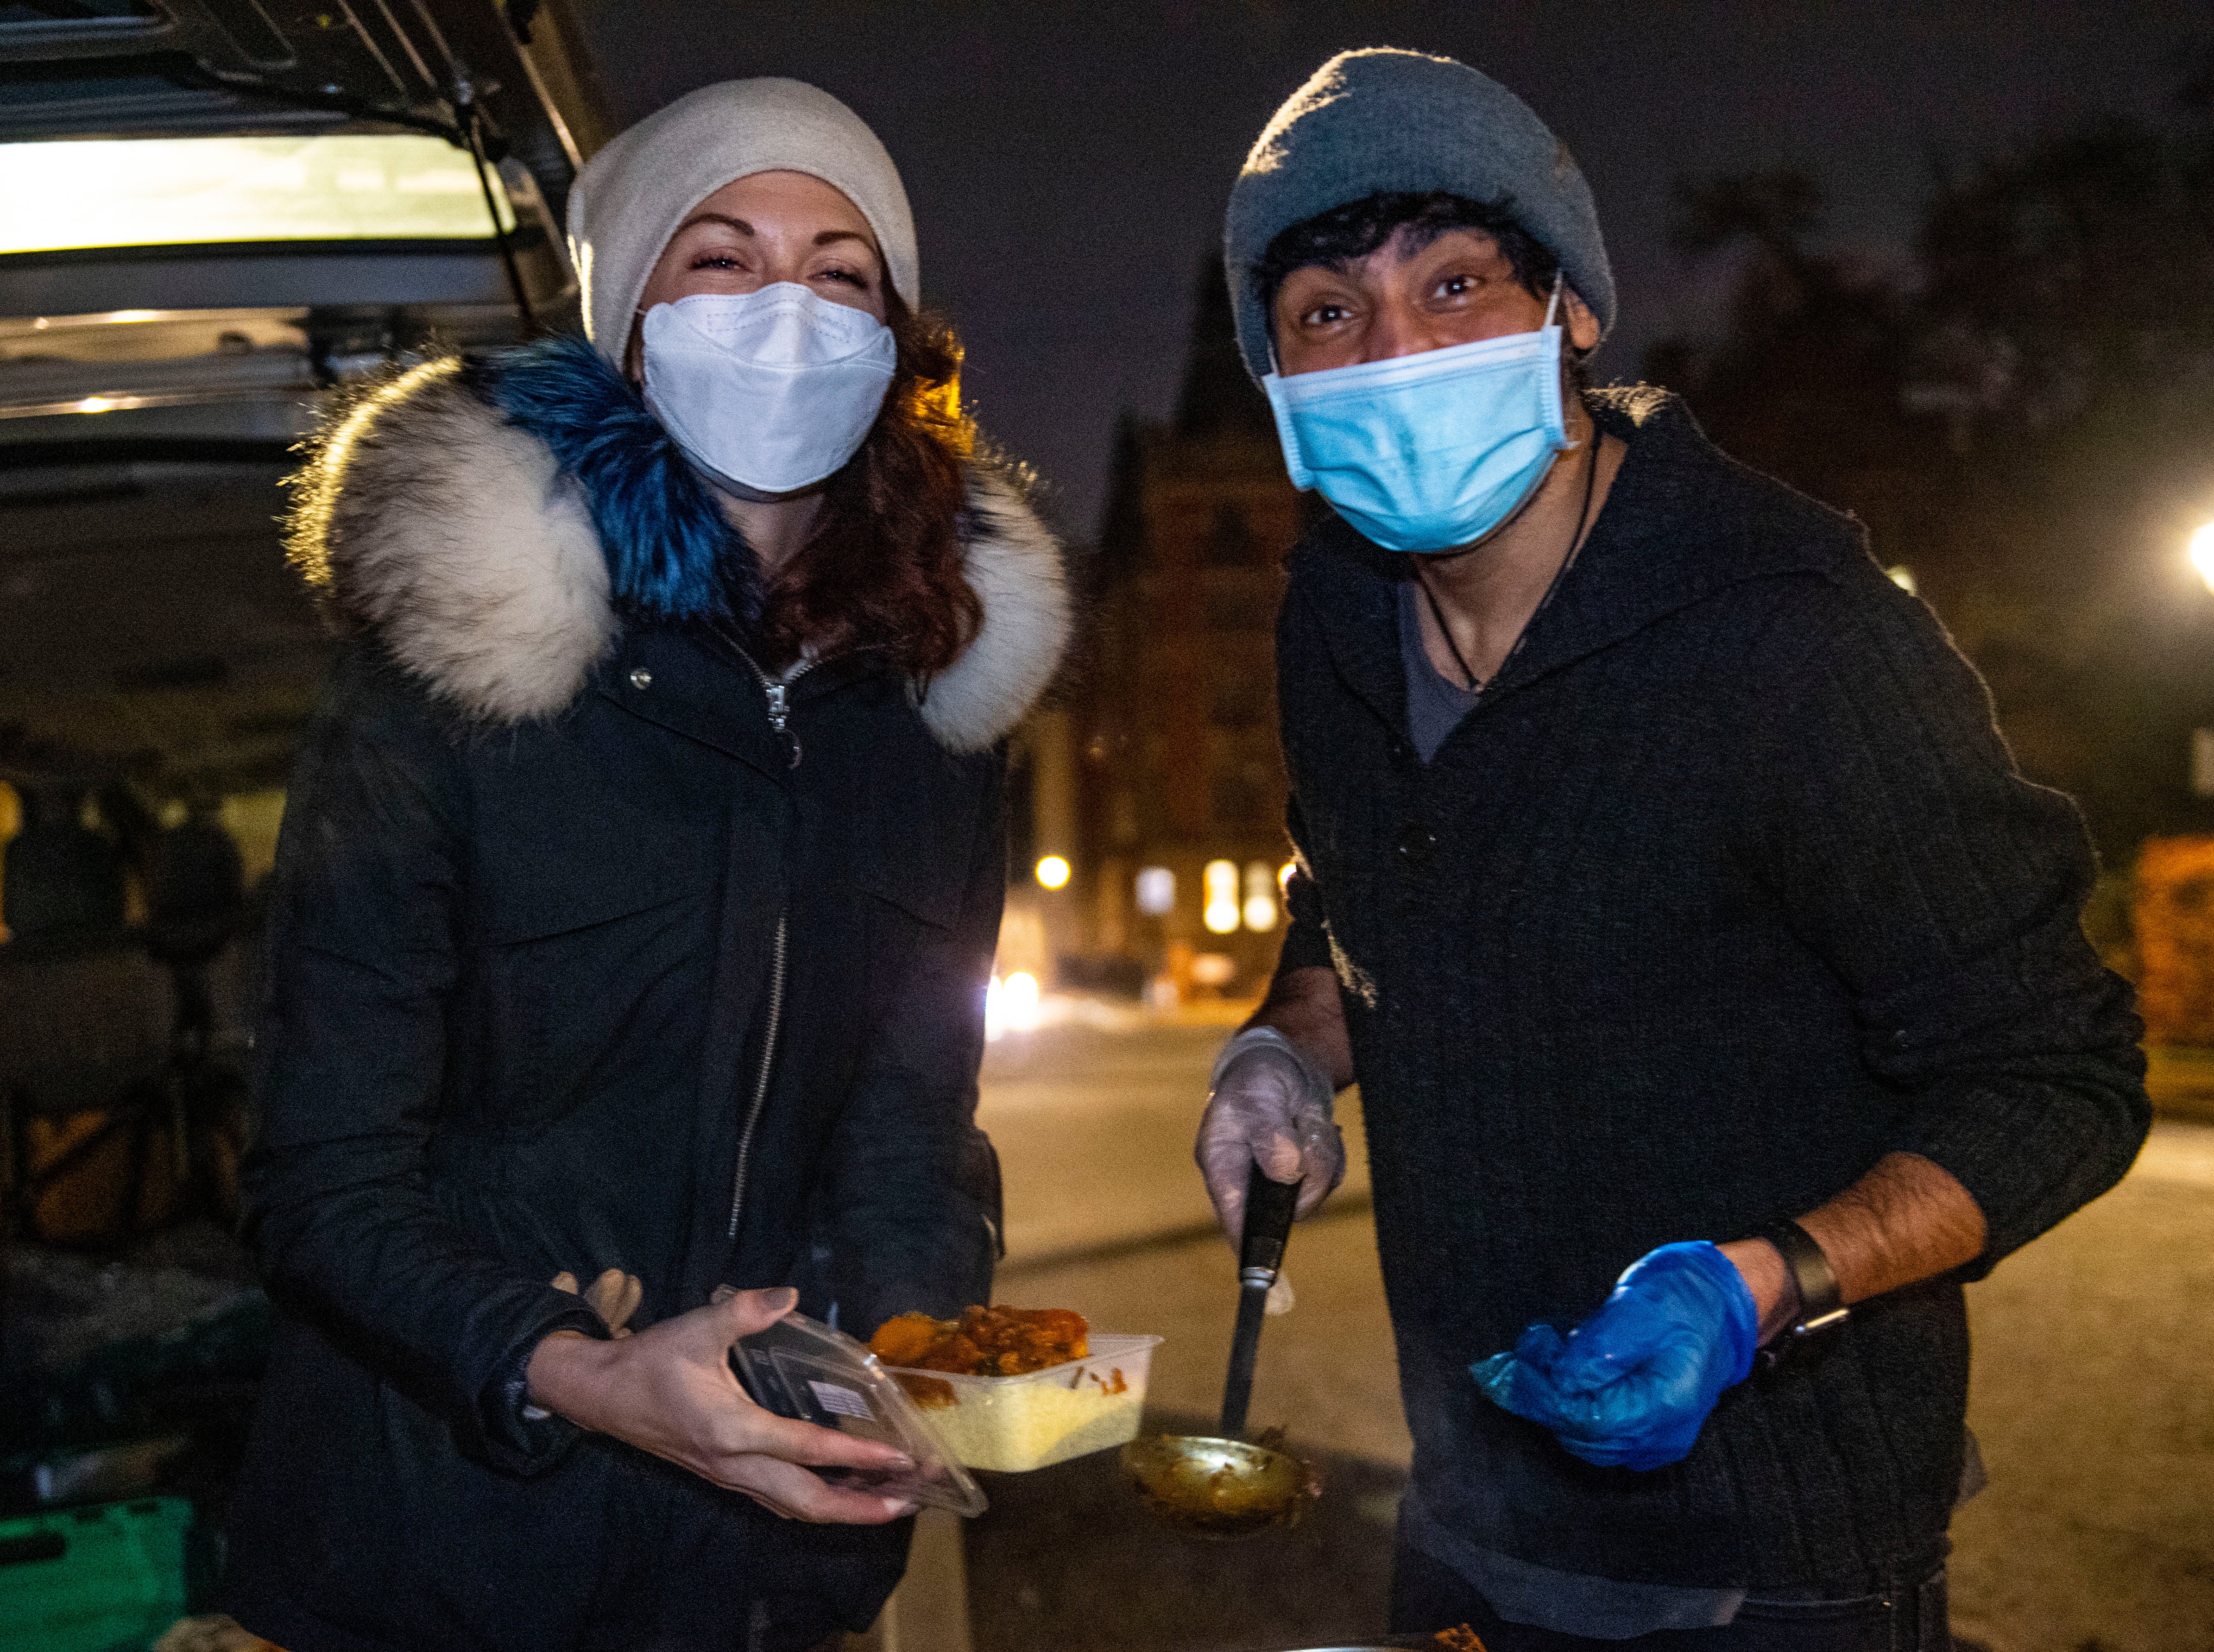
[642,283,897,494]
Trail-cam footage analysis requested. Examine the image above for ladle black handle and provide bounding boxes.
[1239,1161,1301,1289]
[1220,1164,1300,1441]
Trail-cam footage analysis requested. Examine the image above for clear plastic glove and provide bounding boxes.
[1471,1241,1759,1472]
[1195,1027,1345,1244]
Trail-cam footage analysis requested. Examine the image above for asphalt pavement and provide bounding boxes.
[966,1010,2214,1652]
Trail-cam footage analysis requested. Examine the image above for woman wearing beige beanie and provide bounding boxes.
[222,79,1066,1651]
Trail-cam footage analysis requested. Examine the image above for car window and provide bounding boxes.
[0,133,515,255]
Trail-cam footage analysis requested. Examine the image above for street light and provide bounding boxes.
[1034,854,1070,889]
[2190,523,2214,595]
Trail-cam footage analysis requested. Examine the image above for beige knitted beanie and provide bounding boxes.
[566,78,919,369]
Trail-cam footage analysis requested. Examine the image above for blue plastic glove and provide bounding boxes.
[1471,1241,1759,1471]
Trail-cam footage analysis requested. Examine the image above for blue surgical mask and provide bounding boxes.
[1262,281,1574,553]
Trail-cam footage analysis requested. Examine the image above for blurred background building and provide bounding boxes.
[1000,261,1312,1004]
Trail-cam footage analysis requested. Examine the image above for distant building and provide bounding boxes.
[1011,261,1317,998]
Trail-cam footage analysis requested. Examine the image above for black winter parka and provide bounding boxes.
[1273,388,2147,1596]
[222,354,1068,1652]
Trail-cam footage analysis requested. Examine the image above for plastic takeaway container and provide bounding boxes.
[733,1313,987,1516]
[884,1334,1163,1473]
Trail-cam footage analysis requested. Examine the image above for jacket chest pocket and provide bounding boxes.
[807,719,982,931]
[839,760,988,1031]
[459,871,717,1141]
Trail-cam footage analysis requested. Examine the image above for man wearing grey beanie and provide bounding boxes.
[1193,47,2145,1649]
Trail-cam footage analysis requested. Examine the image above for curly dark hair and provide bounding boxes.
[751,290,983,678]
[1252,190,1582,362]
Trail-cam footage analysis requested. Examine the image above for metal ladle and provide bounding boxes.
[1121,1164,1311,1539]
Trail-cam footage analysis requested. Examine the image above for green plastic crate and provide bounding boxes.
[0,1498,193,1652]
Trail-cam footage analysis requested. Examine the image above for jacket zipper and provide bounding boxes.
[727,910,788,1240]
[725,646,813,1242]
[748,653,813,769]
[762,681,798,768]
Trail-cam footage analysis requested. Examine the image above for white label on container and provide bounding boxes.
[808,1380,874,1421]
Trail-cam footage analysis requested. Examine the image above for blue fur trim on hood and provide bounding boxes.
[485,333,758,624]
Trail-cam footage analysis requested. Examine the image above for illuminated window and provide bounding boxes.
[1204,859,1240,934]
[1242,861,1279,932]
[1034,855,1070,889]
[1135,865,1175,916]
[0,135,516,256]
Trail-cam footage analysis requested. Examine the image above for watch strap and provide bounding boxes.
[1754,1218,1848,1340]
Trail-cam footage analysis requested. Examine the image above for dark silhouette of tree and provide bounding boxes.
[1673,169,1824,265]
[1645,170,1924,562]
[1648,122,2214,861]
[1905,116,2214,858]
[1916,121,2214,436]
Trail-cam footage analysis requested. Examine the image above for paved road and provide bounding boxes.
[974,1014,2214,1652]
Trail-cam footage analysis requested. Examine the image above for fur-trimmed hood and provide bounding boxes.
[284,337,1068,754]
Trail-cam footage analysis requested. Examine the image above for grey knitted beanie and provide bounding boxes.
[1224,48,1614,378]
[568,78,918,371]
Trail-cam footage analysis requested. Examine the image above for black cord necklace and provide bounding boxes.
[1415,424,1604,694]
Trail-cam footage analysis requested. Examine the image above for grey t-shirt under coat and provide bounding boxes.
[1397,576,1482,763]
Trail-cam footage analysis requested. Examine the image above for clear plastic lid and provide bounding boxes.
[731,1312,987,1517]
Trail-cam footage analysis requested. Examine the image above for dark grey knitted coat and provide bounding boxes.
[1273,387,2148,1592]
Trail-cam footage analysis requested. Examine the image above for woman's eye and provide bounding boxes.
[689,254,744,271]
[815,268,867,288]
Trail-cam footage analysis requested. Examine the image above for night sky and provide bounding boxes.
[580,1,2206,538]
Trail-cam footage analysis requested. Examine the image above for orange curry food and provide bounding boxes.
[870,1305,1090,1377]
[1434,1626,1488,1652]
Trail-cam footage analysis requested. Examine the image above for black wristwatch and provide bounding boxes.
[1752,1219,1848,1368]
